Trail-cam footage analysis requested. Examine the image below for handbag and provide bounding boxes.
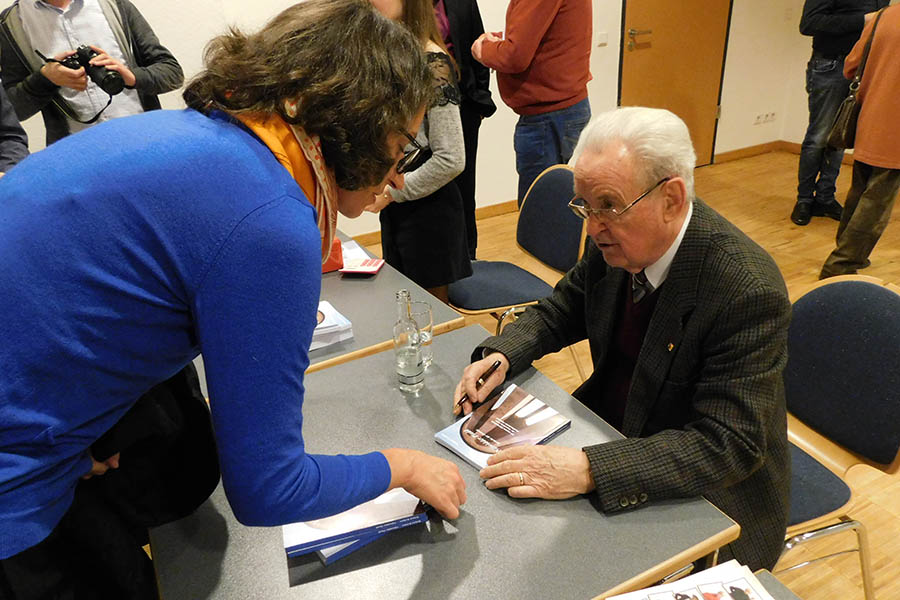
[827,8,886,150]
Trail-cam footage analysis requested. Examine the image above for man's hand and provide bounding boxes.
[82,452,121,480]
[472,30,501,64]
[453,352,509,416]
[40,51,87,91]
[480,445,596,499]
[88,45,136,88]
[382,448,467,519]
[864,11,878,24]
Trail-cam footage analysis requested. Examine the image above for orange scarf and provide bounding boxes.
[235,112,338,262]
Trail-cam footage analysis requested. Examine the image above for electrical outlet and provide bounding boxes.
[754,114,763,125]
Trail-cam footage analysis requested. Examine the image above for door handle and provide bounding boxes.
[627,28,652,50]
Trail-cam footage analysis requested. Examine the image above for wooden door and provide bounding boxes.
[619,0,732,166]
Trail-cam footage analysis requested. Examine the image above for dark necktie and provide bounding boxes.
[632,270,653,303]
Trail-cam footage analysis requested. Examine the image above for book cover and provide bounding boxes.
[315,533,384,565]
[310,300,353,351]
[339,257,385,275]
[434,383,571,470]
[282,488,428,558]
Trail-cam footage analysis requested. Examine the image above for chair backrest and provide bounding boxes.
[516,165,584,273]
[784,278,900,473]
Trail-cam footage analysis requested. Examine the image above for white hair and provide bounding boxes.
[570,106,696,200]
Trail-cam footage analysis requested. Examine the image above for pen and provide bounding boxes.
[456,360,502,407]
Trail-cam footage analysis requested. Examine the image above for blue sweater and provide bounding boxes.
[0,109,391,559]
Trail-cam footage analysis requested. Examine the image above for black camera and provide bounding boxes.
[60,45,125,96]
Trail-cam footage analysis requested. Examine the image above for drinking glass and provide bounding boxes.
[408,301,434,368]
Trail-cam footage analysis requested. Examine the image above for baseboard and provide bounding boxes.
[474,199,518,220]
[351,199,518,248]
[714,140,854,165]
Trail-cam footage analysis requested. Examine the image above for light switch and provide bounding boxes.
[596,31,608,47]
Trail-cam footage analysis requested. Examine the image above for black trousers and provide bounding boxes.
[0,365,220,600]
[454,101,483,260]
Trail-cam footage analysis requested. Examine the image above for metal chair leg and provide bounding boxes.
[496,307,521,335]
[776,519,875,600]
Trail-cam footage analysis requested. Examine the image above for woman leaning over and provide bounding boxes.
[367,0,471,303]
[0,1,465,597]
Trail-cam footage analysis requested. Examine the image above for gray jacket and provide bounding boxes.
[0,0,183,145]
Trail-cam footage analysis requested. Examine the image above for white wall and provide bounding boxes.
[715,0,811,154]
[16,0,814,237]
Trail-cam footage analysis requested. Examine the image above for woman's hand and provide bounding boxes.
[452,352,509,416]
[364,187,393,213]
[82,452,121,480]
[382,448,466,519]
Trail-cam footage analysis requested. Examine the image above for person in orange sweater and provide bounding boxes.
[471,0,591,205]
[820,5,900,278]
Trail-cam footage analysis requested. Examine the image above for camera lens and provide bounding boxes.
[91,68,125,95]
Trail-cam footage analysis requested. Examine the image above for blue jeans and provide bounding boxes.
[514,97,591,205]
[797,56,849,205]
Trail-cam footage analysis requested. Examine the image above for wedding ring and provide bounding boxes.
[518,472,525,486]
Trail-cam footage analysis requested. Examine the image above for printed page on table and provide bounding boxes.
[606,561,776,600]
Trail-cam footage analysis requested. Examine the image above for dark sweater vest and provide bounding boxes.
[591,280,660,431]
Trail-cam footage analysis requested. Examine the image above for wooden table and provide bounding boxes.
[151,326,739,600]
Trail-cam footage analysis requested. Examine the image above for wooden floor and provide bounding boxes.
[365,151,899,600]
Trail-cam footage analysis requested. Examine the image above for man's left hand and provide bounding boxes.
[88,45,136,88]
[480,445,596,499]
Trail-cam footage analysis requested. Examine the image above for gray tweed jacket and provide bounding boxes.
[478,199,791,570]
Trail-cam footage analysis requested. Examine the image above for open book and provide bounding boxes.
[435,383,571,470]
[309,300,353,351]
[282,488,428,559]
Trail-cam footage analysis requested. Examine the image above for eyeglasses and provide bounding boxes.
[568,177,671,221]
[396,130,432,175]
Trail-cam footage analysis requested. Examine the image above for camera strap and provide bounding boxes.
[35,50,114,125]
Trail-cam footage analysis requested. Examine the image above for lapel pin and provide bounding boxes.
[667,343,674,352]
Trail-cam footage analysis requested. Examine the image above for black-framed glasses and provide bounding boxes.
[395,130,432,175]
[568,177,672,221]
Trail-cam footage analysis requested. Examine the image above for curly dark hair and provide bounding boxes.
[183,0,432,190]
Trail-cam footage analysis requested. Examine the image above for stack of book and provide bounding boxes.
[607,560,777,600]
[282,488,429,566]
[309,300,353,351]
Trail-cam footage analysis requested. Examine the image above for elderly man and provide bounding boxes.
[454,107,791,571]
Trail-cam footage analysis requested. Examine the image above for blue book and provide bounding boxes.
[282,488,428,558]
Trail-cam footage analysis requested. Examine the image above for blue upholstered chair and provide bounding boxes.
[775,276,900,600]
[447,165,586,380]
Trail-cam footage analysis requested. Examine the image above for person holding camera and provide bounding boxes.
[0,0,182,146]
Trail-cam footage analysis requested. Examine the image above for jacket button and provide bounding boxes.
[629,495,638,505]
[620,497,630,508]
[639,493,648,503]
